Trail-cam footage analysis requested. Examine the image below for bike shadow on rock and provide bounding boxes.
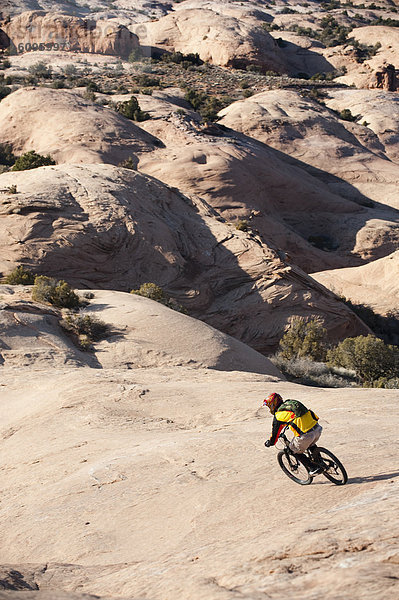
[347,471,399,485]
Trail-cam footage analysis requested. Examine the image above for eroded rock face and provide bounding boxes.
[0,164,368,353]
[135,8,287,72]
[368,63,398,92]
[1,11,139,57]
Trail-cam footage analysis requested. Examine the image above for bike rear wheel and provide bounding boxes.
[277,450,313,485]
[317,447,348,485]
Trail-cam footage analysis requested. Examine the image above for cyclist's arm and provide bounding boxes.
[268,417,287,445]
[268,410,296,445]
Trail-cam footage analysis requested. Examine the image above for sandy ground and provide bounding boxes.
[1,356,398,599]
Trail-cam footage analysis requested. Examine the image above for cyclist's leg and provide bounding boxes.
[290,426,323,469]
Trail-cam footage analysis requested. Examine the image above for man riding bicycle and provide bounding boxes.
[263,392,323,476]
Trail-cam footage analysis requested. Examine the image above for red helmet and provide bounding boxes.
[263,392,283,414]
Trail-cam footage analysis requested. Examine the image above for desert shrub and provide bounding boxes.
[279,317,328,362]
[235,220,248,231]
[118,157,137,169]
[4,265,35,285]
[116,95,150,121]
[28,61,52,79]
[339,108,357,122]
[199,96,224,122]
[371,377,399,389]
[327,335,399,385]
[184,88,208,111]
[243,89,254,98]
[184,89,225,122]
[32,276,81,309]
[86,80,100,92]
[63,64,78,77]
[261,23,281,32]
[134,74,160,87]
[349,40,381,63]
[0,85,11,101]
[128,48,143,63]
[0,143,15,166]
[271,355,357,388]
[51,79,66,89]
[371,17,399,27]
[161,51,202,67]
[61,313,109,343]
[131,282,186,313]
[11,151,55,171]
[289,16,351,47]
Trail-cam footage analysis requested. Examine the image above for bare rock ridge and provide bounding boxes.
[0,88,159,165]
[135,7,288,72]
[218,88,399,208]
[312,250,399,318]
[1,11,139,57]
[0,164,368,354]
[0,287,282,375]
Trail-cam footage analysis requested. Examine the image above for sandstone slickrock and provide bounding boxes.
[0,287,282,375]
[218,88,399,208]
[0,88,158,165]
[1,11,139,57]
[322,88,399,163]
[0,164,369,353]
[312,250,399,317]
[0,366,398,600]
[138,111,399,272]
[134,8,288,72]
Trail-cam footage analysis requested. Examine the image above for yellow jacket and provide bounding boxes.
[269,399,319,444]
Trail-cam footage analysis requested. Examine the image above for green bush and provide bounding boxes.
[131,282,186,313]
[28,61,52,79]
[4,265,35,285]
[61,313,109,349]
[327,335,399,385]
[134,74,160,87]
[235,220,248,231]
[184,89,225,122]
[279,317,328,362]
[339,108,357,122]
[11,151,55,171]
[371,377,399,389]
[0,85,11,101]
[116,96,150,121]
[118,157,137,170]
[161,51,202,66]
[0,143,15,166]
[32,276,81,309]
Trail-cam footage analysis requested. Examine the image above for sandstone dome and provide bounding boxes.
[135,8,287,72]
[0,87,159,165]
[0,163,368,353]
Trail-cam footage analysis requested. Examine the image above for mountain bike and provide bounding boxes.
[276,427,348,486]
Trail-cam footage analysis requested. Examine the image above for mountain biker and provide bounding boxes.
[263,392,323,476]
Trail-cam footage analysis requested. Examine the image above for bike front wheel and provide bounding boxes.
[277,450,313,485]
[317,447,348,485]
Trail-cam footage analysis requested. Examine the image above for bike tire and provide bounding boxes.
[277,450,313,485]
[317,447,348,485]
